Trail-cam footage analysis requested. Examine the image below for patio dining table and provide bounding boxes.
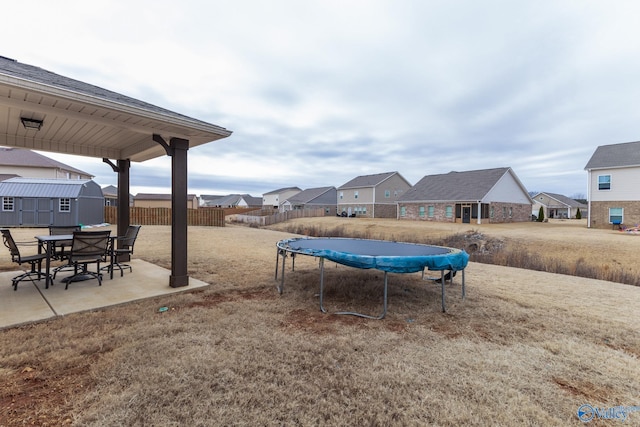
[35,234,73,288]
[36,234,117,288]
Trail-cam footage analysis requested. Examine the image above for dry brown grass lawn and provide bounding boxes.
[1,218,639,426]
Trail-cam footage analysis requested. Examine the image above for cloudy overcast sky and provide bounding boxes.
[3,1,639,198]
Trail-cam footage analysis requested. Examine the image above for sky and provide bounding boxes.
[3,0,640,199]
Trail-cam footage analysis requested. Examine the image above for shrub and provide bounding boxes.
[576,208,582,219]
[537,206,545,222]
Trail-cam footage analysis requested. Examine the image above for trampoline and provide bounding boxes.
[275,237,469,319]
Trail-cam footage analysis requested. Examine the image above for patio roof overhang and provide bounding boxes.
[0,56,232,287]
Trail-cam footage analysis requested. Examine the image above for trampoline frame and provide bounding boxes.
[275,237,467,318]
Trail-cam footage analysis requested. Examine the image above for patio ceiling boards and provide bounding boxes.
[0,56,231,160]
[0,56,232,287]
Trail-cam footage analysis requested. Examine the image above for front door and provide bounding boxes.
[462,207,471,223]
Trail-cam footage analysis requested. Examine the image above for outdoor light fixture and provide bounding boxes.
[20,117,43,130]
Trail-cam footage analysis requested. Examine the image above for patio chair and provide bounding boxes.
[49,225,81,278]
[108,225,141,279]
[1,229,48,291]
[64,230,111,289]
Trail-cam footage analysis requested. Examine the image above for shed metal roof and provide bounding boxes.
[0,177,95,197]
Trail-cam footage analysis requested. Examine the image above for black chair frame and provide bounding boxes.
[64,230,111,289]
[108,225,141,279]
[1,229,49,291]
[48,225,81,278]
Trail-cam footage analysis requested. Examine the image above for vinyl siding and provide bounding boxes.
[589,167,640,202]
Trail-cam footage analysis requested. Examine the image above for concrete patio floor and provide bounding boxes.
[0,259,210,329]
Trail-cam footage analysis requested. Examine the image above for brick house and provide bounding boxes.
[397,167,532,224]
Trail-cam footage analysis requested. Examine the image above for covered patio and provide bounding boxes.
[0,56,232,289]
[0,258,210,329]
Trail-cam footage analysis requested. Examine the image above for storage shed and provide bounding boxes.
[0,178,104,227]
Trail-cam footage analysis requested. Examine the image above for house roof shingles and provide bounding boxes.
[338,172,399,189]
[585,141,640,170]
[0,147,91,177]
[286,187,334,204]
[400,167,511,202]
[535,192,586,208]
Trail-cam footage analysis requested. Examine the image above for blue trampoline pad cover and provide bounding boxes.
[278,237,469,273]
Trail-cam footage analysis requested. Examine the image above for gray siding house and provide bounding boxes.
[337,172,411,218]
[282,186,337,215]
[584,141,640,228]
[398,167,532,224]
[0,178,104,227]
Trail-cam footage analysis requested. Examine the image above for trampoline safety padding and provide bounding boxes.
[275,237,469,319]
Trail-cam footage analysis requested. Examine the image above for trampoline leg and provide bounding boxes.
[275,248,280,281]
[319,258,326,313]
[335,271,388,320]
[277,249,287,294]
[462,269,466,299]
[441,270,446,312]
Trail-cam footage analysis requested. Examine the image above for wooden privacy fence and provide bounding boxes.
[233,208,325,226]
[105,207,225,226]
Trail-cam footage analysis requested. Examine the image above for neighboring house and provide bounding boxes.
[531,192,587,219]
[397,167,532,224]
[102,185,133,207]
[282,186,337,215]
[0,147,93,179]
[584,140,640,228]
[337,172,411,218]
[0,178,104,227]
[134,193,199,209]
[263,187,301,211]
[201,194,262,208]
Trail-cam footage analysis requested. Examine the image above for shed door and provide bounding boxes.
[20,198,36,226]
[20,198,53,226]
[37,199,53,225]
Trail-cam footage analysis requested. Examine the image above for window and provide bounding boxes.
[598,175,611,190]
[509,207,513,218]
[400,206,406,217]
[490,206,494,218]
[445,205,453,218]
[354,191,359,199]
[428,206,435,218]
[2,197,14,212]
[59,198,71,212]
[419,206,425,218]
[502,207,507,218]
[384,190,391,198]
[609,207,623,224]
[339,191,343,200]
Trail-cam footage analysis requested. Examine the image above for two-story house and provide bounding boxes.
[337,172,411,218]
[585,140,640,228]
